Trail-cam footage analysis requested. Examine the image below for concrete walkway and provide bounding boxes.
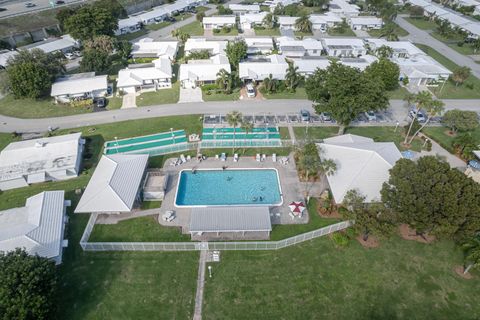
[193,249,207,320]
[396,15,480,79]
[121,93,137,109]
[179,87,204,103]
[417,133,466,168]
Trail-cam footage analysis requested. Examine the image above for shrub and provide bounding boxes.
[213,28,220,34]
[331,232,349,248]
[466,83,474,90]
[70,98,93,108]
[457,41,465,47]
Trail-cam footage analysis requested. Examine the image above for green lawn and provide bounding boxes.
[279,127,290,139]
[293,126,423,151]
[415,43,480,99]
[260,87,308,99]
[0,95,92,118]
[89,215,190,242]
[106,97,122,110]
[116,29,148,41]
[179,21,204,36]
[213,28,239,36]
[202,89,240,101]
[145,21,172,31]
[430,32,476,56]
[404,17,437,30]
[423,126,480,153]
[254,27,281,36]
[327,27,356,37]
[367,23,409,38]
[387,86,410,100]
[203,236,480,319]
[136,82,180,106]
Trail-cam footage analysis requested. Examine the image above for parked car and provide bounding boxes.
[107,86,113,95]
[95,98,106,108]
[364,111,377,121]
[73,50,82,57]
[246,83,256,98]
[320,112,332,122]
[0,7,7,11]
[55,0,65,4]
[64,52,75,60]
[300,109,310,122]
[24,2,36,7]
[409,109,426,123]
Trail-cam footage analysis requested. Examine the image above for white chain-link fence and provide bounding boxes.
[80,214,352,252]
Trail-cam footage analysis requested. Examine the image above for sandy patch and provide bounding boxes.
[356,235,380,248]
[454,266,473,279]
[399,224,436,243]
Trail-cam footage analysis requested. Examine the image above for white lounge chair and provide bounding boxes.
[221,153,226,161]
[261,154,266,161]
[170,158,179,166]
[215,154,219,160]
[272,153,277,162]
[186,155,191,161]
[180,154,187,163]
[234,153,239,162]
[256,154,261,162]
[162,210,176,222]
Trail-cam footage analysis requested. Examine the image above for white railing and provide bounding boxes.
[79,214,352,252]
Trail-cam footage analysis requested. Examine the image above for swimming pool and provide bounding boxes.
[175,169,283,207]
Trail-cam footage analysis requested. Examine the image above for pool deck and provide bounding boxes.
[158,152,310,234]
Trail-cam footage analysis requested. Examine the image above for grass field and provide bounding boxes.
[145,21,172,31]
[279,127,290,139]
[368,23,409,38]
[179,21,204,36]
[213,28,239,36]
[203,236,480,319]
[202,89,241,101]
[0,9,60,37]
[415,44,480,99]
[260,87,308,99]
[254,27,281,36]
[430,32,476,56]
[387,86,409,99]
[136,82,180,106]
[106,97,123,110]
[327,27,356,37]
[293,126,424,151]
[0,95,92,118]
[404,17,437,30]
[423,126,480,153]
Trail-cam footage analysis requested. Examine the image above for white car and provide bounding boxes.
[64,52,75,60]
[246,83,256,98]
[364,111,377,121]
[409,110,426,123]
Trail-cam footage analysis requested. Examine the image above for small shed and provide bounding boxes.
[143,170,168,201]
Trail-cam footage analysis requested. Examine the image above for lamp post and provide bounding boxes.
[114,136,119,154]
[208,265,212,278]
[394,121,399,132]
[170,128,175,144]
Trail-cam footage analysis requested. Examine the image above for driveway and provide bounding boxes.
[179,87,204,103]
[121,93,137,109]
[397,15,480,79]
[280,29,295,37]
[352,29,370,38]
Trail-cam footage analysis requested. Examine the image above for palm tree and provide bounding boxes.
[436,20,451,36]
[216,68,230,92]
[471,38,480,54]
[285,63,301,92]
[408,99,444,144]
[295,13,312,33]
[403,91,432,144]
[375,45,394,58]
[240,120,253,153]
[263,74,277,93]
[226,111,243,154]
[380,23,399,41]
[462,235,480,274]
[262,13,277,29]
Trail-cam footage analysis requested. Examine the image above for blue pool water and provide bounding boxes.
[175,169,282,206]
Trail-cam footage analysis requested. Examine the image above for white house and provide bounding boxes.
[309,13,342,31]
[239,54,289,81]
[292,57,331,76]
[229,4,261,14]
[184,38,228,55]
[364,39,425,59]
[117,58,173,93]
[115,16,142,35]
[203,16,236,29]
[50,72,108,103]
[277,36,323,57]
[349,16,383,30]
[322,38,366,57]
[0,191,70,265]
[21,34,79,54]
[462,22,480,39]
[264,0,301,10]
[131,38,178,60]
[138,7,169,25]
[245,37,274,54]
[75,154,149,214]
[0,133,84,191]
[137,0,204,25]
[278,16,299,30]
[393,55,452,86]
[318,134,402,203]
[339,55,378,71]
[328,0,360,17]
[179,54,231,88]
[0,49,18,68]
[239,12,268,30]
[455,0,480,15]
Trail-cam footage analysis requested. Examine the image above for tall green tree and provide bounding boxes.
[215,68,235,94]
[226,110,243,154]
[295,13,312,33]
[64,5,118,40]
[453,132,477,160]
[263,73,278,93]
[80,36,115,72]
[0,249,57,320]
[6,49,65,99]
[403,91,432,144]
[262,13,278,29]
[451,66,471,86]
[284,62,302,92]
[302,0,329,7]
[442,109,479,133]
[365,57,400,91]
[225,39,247,71]
[379,22,399,41]
[240,120,253,153]
[407,99,444,144]
[375,45,394,58]
[305,61,389,134]
[381,156,480,240]
[93,0,127,19]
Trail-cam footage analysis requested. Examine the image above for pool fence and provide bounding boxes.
[80,213,353,252]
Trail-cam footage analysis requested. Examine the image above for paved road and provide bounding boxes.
[396,15,480,79]
[1,98,479,133]
[0,0,89,19]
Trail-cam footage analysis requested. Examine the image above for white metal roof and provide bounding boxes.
[75,154,149,213]
[190,206,272,233]
[184,38,228,55]
[118,16,142,29]
[239,54,288,80]
[441,12,472,26]
[329,0,360,14]
[0,191,66,261]
[349,16,383,25]
[131,38,178,59]
[203,16,236,24]
[462,22,480,36]
[422,3,450,16]
[229,4,260,11]
[309,13,342,24]
[22,34,78,53]
[339,55,378,71]
[319,134,402,203]
[394,55,452,78]
[51,72,108,97]
[323,37,365,48]
[0,50,18,68]
[117,58,173,87]
[293,57,331,74]
[0,133,83,182]
[278,16,299,25]
[179,55,231,82]
[240,12,268,24]
[277,36,324,51]
[365,39,425,57]
[245,37,274,47]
